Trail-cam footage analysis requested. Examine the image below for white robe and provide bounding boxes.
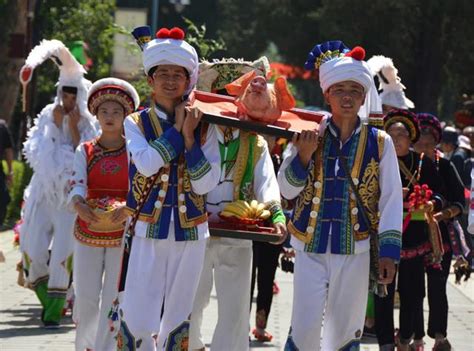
[20,102,98,292]
[189,126,282,351]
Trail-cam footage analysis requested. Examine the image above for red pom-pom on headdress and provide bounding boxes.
[345,46,366,61]
[156,27,185,40]
[169,27,185,40]
[156,28,170,38]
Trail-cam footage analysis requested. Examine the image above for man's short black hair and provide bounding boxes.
[62,86,78,95]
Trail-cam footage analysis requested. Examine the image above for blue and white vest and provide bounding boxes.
[125,108,207,240]
[288,123,385,254]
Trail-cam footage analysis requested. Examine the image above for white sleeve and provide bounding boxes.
[124,115,167,177]
[378,133,403,259]
[253,140,281,203]
[67,144,88,210]
[185,124,221,195]
[277,143,309,200]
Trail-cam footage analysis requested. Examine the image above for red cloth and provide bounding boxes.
[75,139,128,247]
[83,140,128,200]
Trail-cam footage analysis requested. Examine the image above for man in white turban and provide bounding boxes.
[116,27,221,351]
[277,40,402,350]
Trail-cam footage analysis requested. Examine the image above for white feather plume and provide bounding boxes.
[25,39,85,73]
[20,39,86,85]
[367,55,414,109]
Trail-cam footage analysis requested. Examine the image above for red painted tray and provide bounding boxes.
[208,221,281,243]
[192,90,325,139]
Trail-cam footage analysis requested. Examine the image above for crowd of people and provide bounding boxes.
[1,25,472,351]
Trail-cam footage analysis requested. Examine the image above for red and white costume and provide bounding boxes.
[68,77,139,351]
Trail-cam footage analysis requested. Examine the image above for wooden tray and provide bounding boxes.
[209,222,281,243]
[193,90,326,139]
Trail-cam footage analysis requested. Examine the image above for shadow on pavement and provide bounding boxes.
[0,306,74,337]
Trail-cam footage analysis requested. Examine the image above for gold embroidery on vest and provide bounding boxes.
[177,155,207,228]
[125,109,171,223]
[350,126,368,240]
[377,130,386,160]
[359,158,380,219]
[288,126,382,244]
[233,132,250,200]
[132,173,147,201]
[129,112,143,134]
[288,133,325,244]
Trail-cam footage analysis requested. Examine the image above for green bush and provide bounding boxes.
[2,160,33,225]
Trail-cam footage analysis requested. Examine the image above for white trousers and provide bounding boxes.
[22,202,75,294]
[288,250,370,351]
[189,239,252,351]
[73,241,122,351]
[120,233,206,351]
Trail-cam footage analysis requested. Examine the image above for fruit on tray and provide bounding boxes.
[220,200,271,220]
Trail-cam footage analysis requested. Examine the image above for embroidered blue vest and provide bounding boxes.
[125,108,207,241]
[288,124,385,254]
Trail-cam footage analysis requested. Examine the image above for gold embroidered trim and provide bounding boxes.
[125,110,170,223]
[129,112,143,134]
[290,125,382,244]
[290,132,325,243]
[177,154,208,228]
[377,130,386,160]
[288,221,312,244]
[357,158,380,240]
[233,132,250,200]
[351,126,368,240]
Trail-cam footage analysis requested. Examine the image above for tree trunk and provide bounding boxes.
[0,0,34,124]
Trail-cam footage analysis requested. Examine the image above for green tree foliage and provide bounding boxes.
[2,160,33,225]
[181,0,473,117]
[183,17,226,59]
[0,0,18,60]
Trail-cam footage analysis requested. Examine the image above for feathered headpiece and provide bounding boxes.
[367,55,414,110]
[19,39,92,113]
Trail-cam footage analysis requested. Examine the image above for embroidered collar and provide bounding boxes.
[327,116,362,145]
[153,103,174,122]
[215,125,240,144]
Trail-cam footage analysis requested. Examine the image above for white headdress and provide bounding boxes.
[367,55,414,109]
[132,26,198,95]
[304,41,382,121]
[19,39,92,115]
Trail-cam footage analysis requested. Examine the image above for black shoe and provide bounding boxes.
[43,320,60,329]
[433,339,452,351]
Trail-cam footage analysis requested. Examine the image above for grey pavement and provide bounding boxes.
[1,229,473,350]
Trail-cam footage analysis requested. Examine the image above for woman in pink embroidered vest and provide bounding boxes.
[68,78,139,351]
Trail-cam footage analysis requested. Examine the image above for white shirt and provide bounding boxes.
[206,125,282,246]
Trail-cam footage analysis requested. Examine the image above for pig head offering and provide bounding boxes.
[225,70,296,124]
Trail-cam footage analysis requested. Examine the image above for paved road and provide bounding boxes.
[1,230,472,350]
